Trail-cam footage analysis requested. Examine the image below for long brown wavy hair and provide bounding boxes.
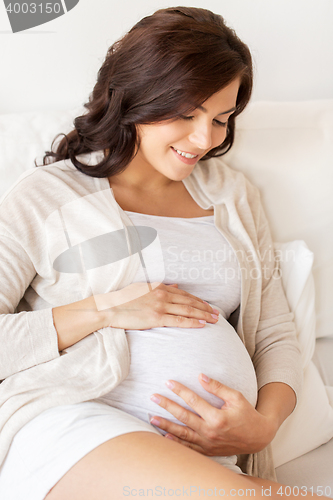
[39,6,253,178]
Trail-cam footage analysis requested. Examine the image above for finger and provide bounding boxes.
[198,374,243,406]
[164,380,222,422]
[163,291,218,318]
[165,434,183,444]
[165,285,213,309]
[149,415,207,452]
[164,302,219,325]
[150,392,204,432]
[150,414,198,443]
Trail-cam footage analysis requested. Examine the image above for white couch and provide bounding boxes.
[0,100,332,493]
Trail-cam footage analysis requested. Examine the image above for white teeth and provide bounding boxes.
[174,148,197,159]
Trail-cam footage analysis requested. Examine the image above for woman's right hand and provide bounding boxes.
[101,282,219,330]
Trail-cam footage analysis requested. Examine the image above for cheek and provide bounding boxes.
[159,121,187,144]
[213,128,228,147]
[140,134,161,156]
[139,122,187,155]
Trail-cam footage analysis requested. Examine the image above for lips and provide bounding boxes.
[171,147,200,158]
[171,146,200,165]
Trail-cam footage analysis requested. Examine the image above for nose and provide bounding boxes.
[188,121,213,151]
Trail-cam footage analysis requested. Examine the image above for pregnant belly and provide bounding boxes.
[97,314,258,429]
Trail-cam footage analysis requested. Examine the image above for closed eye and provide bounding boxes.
[213,119,228,127]
[179,115,228,127]
[179,115,195,121]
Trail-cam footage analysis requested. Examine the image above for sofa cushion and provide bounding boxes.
[0,108,80,202]
[272,360,333,468]
[224,100,333,339]
[274,240,316,371]
[312,338,333,387]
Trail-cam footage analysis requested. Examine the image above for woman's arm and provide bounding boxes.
[54,281,218,351]
[1,236,215,378]
[256,381,296,433]
[0,229,107,378]
[0,232,61,380]
[52,296,107,352]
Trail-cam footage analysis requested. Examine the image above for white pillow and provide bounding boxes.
[224,100,333,339]
[271,240,333,467]
[272,361,333,468]
[274,240,316,370]
[0,109,80,199]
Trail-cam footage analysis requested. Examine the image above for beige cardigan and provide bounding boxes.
[0,152,302,478]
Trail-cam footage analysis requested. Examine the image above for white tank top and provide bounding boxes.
[96,212,258,431]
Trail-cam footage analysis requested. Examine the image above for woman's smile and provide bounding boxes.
[171,146,199,165]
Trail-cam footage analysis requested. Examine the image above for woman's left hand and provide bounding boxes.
[149,374,279,456]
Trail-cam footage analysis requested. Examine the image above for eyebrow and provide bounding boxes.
[198,105,237,115]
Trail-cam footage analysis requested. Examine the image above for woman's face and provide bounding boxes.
[135,78,240,185]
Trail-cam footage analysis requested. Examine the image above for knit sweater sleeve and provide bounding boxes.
[251,195,303,410]
[0,227,60,381]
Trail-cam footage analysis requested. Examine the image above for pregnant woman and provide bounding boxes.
[0,6,322,500]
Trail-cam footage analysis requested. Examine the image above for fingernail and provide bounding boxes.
[201,373,210,383]
[150,417,160,425]
[165,434,175,440]
[211,314,219,319]
[165,380,175,389]
[199,320,206,324]
[150,395,161,404]
[212,309,219,315]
